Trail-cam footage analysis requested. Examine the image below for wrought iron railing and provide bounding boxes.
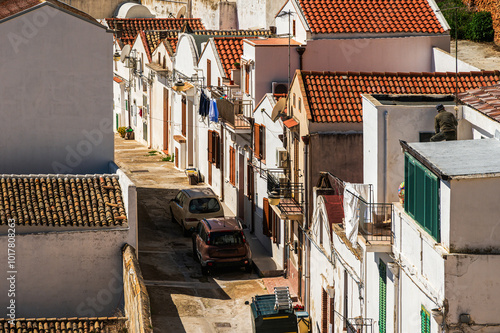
[266,169,304,216]
[212,87,253,129]
[359,202,393,243]
[348,318,373,333]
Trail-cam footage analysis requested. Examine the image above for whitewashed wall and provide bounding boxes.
[433,47,480,72]
[460,105,500,140]
[275,0,309,44]
[0,5,113,174]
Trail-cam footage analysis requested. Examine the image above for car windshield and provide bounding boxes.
[211,231,244,246]
[189,198,221,214]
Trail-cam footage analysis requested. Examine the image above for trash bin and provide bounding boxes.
[296,311,311,333]
[185,168,199,185]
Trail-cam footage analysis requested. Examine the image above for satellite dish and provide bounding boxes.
[120,44,131,62]
[176,6,186,18]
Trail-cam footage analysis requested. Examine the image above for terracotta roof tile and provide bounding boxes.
[0,175,127,227]
[213,37,246,78]
[299,70,500,123]
[0,0,97,22]
[298,0,446,34]
[458,83,500,123]
[0,317,126,332]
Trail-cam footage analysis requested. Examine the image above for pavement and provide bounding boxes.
[114,135,299,332]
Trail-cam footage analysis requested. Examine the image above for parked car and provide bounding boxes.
[169,188,224,236]
[192,217,252,275]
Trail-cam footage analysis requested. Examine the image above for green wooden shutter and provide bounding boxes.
[379,260,387,333]
[404,153,440,241]
[421,306,430,333]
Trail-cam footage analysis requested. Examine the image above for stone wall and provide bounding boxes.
[462,0,500,43]
[123,244,153,333]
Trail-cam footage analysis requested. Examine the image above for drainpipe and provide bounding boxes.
[148,80,153,149]
[383,111,388,203]
[301,134,310,311]
[296,46,306,71]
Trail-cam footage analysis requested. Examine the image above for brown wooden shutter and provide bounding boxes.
[263,198,271,237]
[215,132,221,168]
[254,124,260,158]
[229,146,235,185]
[207,59,212,88]
[208,130,213,163]
[329,297,335,329]
[245,65,250,94]
[322,288,328,333]
[259,125,265,160]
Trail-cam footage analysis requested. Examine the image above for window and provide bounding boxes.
[207,59,212,88]
[292,19,296,36]
[182,97,187,137]
[229,146,236,185]
[245,64,250,95]
[141,53,144,73]
[253,124,266,160]
[263,198,271,237]
[421,306,431,333]
[189,198,221,214]
[207,130,220,168]
[247,162,254,198]
[211,231,244,245]
[322,288,328,333]
[404,153,440,241]
[293,93,296,107]
[218,77,221,87]
[379,259,387,333]
[298,98,302,112]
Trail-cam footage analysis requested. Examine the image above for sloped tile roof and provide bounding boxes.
[459,84,500,123]
[106,18,205,45]
[297,0,446,34]
[299,70,500,123]
[0,175,127,227]
[0,317,126,332]
[213,37,245,77]
[0,0,98,22]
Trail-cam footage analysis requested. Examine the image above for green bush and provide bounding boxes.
[468,11,494,42]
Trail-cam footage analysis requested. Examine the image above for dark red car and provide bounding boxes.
[192,217,252,275]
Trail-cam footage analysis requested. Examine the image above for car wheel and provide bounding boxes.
[244,264,252,273]
[169,207,176,223]
[201,264,209,276]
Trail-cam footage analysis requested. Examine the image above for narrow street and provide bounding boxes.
[114,136,269,333]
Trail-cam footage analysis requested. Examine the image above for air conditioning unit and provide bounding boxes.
[272,82,288,95]
[277,148,288,168]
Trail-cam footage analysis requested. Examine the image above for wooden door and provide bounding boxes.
[163,88,169,153]
[238,153,245,219]
[175,147,179,168]
[208,164,212,185]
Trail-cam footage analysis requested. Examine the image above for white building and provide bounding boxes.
[0,0,113,174]
[275,0,451,73]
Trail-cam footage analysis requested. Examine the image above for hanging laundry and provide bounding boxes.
[209,99,219,123]
[199,91,210,117]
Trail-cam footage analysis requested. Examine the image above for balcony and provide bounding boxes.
[212,86,253,132]
[266,169,303,220]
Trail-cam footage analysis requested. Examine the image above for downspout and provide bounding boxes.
[383,111,388,203]
[301,134,310,311]
[296,46,306,71]
[148,79,153,149]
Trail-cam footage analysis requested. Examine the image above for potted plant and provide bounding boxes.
[117,126,126,138]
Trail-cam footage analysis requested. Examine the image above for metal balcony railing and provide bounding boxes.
[212,87,253,129]
[347,318,373,333]
[359,202,393,243]
[266,169,303,216]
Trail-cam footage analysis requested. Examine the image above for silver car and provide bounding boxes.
[169,188,224,236]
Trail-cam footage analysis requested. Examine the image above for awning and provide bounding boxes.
[283,118,299,129]
[113,76,123,83]
[271,97,286,121]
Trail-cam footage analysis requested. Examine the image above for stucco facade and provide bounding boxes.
[0,4,113,174]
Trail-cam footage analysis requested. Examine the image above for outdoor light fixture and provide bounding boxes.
[268,190,280,206]
[173,80,185,92]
